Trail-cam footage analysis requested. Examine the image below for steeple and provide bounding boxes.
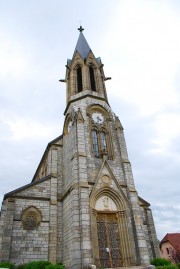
[62,27,109,108]
[74,27,91,60]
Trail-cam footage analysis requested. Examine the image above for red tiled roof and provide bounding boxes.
[160,233,180,253]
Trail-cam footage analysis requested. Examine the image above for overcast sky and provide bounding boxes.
[0,0,180,240]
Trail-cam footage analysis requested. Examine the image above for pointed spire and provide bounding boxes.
[74,26,91,59]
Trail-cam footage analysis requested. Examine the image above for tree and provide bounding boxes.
[169,247,180,263]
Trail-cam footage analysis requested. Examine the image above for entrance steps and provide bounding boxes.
[105,266,146,269]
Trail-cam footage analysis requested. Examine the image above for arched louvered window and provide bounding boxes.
[89,66,96,91]
[77,66,83,92]
[92,130,99,157]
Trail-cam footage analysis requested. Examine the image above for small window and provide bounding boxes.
[77,66,83,92]
[100,131,107,152]
[92,130,99,157]
[92,130,108,158]
[166,248,169,254]
[89,66,96,91]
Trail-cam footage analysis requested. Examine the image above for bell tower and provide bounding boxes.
[59,27,160,268]
[61,26,109,107]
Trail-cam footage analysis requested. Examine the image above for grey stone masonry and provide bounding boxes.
[0,30,160,269]
[1,198,15,261]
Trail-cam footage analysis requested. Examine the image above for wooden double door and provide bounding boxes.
[97,213,122,268]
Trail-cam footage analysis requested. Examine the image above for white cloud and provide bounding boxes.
[102,0,180,116]
[149,113,180,155]
[0,115,58,141]
[0,30,30,79]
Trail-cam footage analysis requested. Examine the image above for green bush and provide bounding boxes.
[156,266,177,269]
[24,261,51,269]
[0,262,14,269]
[176,264,180,269]
[45,264,65,269]
[0,261,65,269]
[15,264,26,269]
[151,258,172,266]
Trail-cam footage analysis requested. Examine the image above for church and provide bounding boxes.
[0,28,160,269]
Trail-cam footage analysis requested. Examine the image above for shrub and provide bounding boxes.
[0,262,14,269]
[151,258,172,266]
[15,264,26,269]
[176,264,180,269]
[24,261,51,269]
[45,264,65,269]
[156,266,177,269]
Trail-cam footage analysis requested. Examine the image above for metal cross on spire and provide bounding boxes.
[78,25,84,32]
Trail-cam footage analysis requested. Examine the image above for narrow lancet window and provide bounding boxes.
[89,66,96,91]
[92,130,99,157]
[100,131,107,152]
[77,66,83,92]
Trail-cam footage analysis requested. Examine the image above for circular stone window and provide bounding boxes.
[22,207,41,230]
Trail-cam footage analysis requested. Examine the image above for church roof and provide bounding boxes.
[74,30,91,59]
[67,27,101,66]
[160,233,180,253]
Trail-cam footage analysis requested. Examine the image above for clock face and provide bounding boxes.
[67,121,72,132]
[92,112,104,124]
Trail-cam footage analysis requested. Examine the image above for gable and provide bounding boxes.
[32,135,63,181]
[4,176,51,201]
[90,160,130,210]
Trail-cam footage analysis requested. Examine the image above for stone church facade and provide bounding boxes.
[0,28,160,269]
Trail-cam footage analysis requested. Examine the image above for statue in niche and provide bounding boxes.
[102,197,109,208]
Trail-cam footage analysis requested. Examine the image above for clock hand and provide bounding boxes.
[97,116,102,123]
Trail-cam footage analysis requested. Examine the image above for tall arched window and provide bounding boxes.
[100,131,107,152]
[92,130,108,158]
[92,130,99,157]
[89,66,96,91]
[89,109,114,160]
[77,66,83,92]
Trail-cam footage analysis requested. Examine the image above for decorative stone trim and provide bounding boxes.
[76,108,84,123]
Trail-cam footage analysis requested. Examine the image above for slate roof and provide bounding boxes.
[74,32,91,59]
[160,233,180,253]
[66,30,101,67]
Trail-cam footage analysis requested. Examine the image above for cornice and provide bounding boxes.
[64,93,109,115]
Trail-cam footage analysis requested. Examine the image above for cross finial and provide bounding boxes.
[78,25,84,32]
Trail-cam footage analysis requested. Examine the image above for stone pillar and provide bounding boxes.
[117,210,136,266]
[1,198,15,261]
[48,172,58,262]
[146,209,160,258]
[75,110,93,268]
[129,190,150,265]
[115,117,129,162]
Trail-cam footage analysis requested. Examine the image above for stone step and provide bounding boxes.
[105,267,145,269]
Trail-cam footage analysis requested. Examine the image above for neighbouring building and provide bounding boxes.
[160,233,180,263]
[0,27,160,269]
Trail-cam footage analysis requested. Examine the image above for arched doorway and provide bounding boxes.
[95,196,122,268]
[91,192,136,268]
[96,212,122,268]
